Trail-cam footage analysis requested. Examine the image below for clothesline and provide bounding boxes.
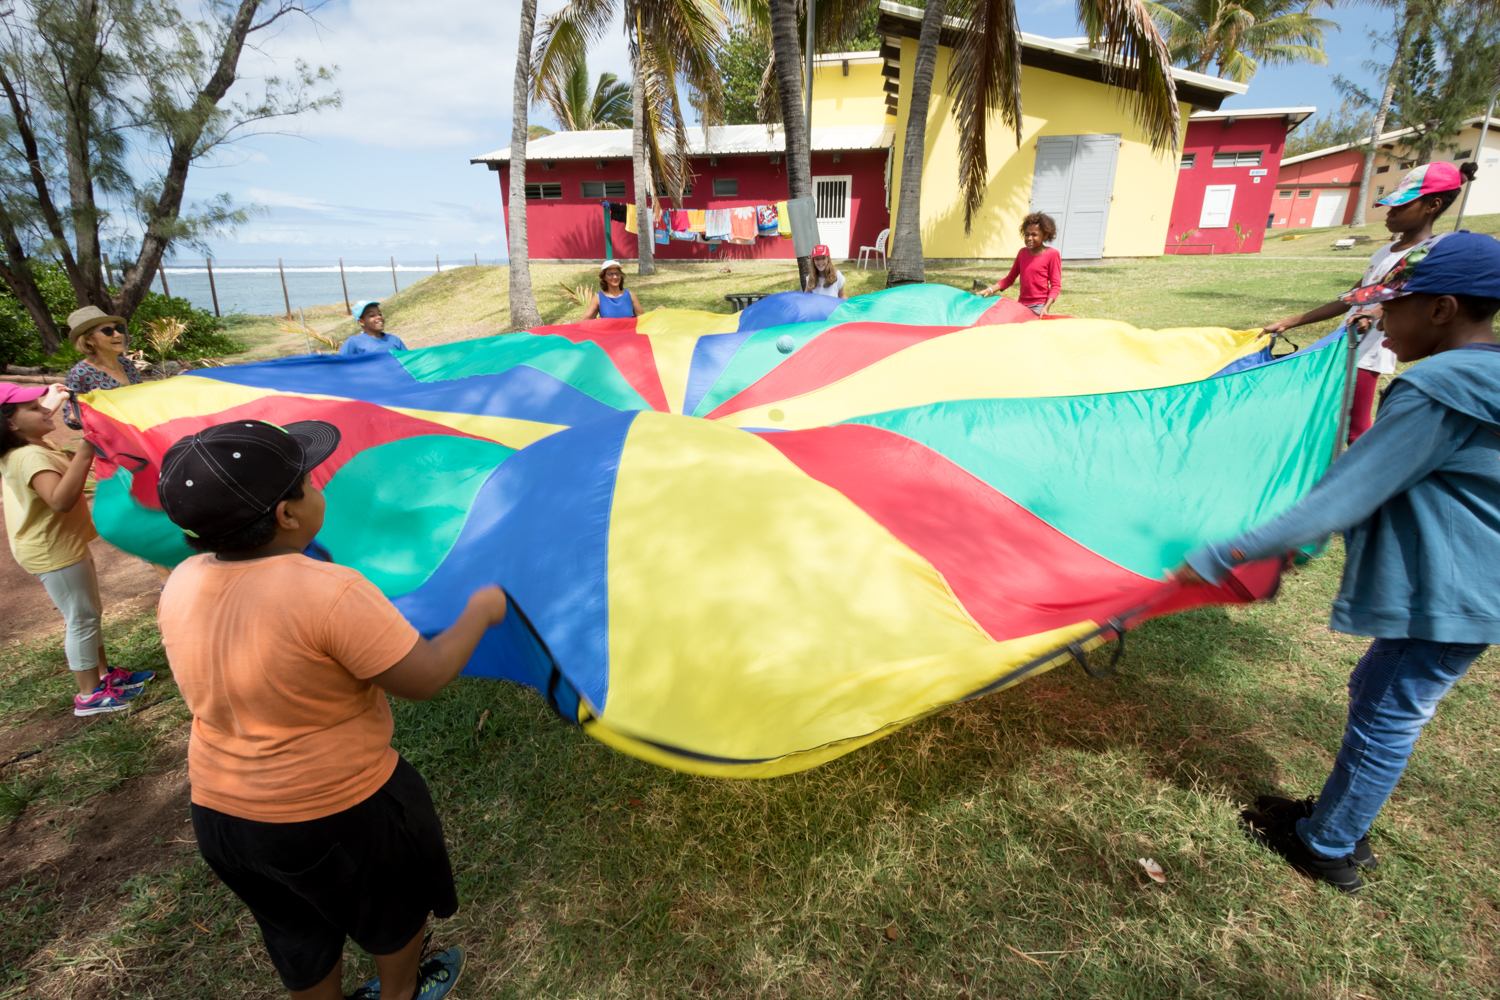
[602,200,792,247]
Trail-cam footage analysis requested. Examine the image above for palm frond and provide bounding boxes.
[947,0,1024,234]
[1078,0,1180,151]
[531,0,616,102]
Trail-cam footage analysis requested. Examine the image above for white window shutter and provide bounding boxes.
[1199,185,1236,229]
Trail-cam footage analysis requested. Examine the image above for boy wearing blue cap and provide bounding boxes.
[339,301,408,356]
[1179,231,1500,893]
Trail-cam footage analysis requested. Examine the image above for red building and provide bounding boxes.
[470,125,893,262]
[1163,107,1313,254]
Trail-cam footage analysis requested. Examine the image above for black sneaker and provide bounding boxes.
[1251,795,1377,869]
[1241,797,1364,893]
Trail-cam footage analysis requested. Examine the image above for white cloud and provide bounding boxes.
[231,0,634,153]
[245,187,332,211]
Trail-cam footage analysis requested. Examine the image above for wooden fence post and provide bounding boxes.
[205,258,221,317]
[436,253,441,273]
[339,257,351,315]
[278,257,292,319]
[102,253,113,287]
[390,256,398,294]
[158,263,171,298]
[474,252,479,266]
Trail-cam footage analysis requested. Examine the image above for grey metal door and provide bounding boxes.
[1029,134,1121,259]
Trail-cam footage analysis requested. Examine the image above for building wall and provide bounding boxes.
[887,38,1185,260]
[1164,117,1288,254]
[498,150,889,261]
[809,56,891,128]
[1271,121,1500,230]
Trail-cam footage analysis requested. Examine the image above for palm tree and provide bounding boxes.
[1146,0,1338,83]
[509,0,543,330]
[537,56,633,130]
[532,0,731,276]
[1352,0,1425,226]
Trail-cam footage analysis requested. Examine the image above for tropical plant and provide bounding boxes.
[1385,9,1500,164]
[875,0,1181,285]
[0,0,337,355]
[1345,0,1425,227]
[537,57,633,131]
[142,315,186,371]
[509,0,544,329]
[1145,0,1339,83]
[531,0,735,276]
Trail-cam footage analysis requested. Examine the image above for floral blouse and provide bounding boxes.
[63,357,143,429]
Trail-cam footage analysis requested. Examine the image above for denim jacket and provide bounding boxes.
[1187,344,1500,643]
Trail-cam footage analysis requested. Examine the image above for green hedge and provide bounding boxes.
[0,261,241,369]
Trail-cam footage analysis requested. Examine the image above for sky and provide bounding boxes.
[178,0,1398,265]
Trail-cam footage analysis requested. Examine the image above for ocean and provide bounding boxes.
[155,259,507,317]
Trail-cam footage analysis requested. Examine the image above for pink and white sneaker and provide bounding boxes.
[73,684,134,717]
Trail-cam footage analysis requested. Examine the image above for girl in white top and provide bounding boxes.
[804,245,847,298]
[1262,161,1476,443]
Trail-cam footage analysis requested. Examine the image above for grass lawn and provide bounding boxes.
[3,219,1499,997]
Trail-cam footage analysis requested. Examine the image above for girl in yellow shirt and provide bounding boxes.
[1,384,153,715]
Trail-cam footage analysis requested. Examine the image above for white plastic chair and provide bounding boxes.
[858,228,889,270]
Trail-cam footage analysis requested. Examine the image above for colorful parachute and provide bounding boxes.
[80,285,1346,776]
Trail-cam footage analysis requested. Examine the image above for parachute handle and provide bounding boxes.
[1068,616,1129,680]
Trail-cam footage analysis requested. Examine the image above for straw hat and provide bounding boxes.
[66,306,128,349]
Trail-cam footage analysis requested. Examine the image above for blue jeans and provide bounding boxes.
[1298,637,1488,858]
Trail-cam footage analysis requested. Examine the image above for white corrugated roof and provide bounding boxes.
[1190,106,1316,122]
[472,124,895,165]
[1280,115,1500,166]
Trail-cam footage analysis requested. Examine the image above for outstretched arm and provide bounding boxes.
[1263,301,1347,335]
[373,586,508,700]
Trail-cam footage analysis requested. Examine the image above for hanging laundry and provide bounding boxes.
[705,209,732,240]
[730,206,757,243]
[776,201,792,237]
[608,202,628,223]
[757,204,779,236]
[655,226,671,245]
[671,228,698,242]
[688,210,707,233]
[671,209,691,232]
[625,204,639,234]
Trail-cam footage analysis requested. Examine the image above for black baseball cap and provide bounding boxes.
[157,419,340,538]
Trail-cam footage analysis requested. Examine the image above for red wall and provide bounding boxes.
[1272,148,1372,228]
[1164,117,1289,255]
[497,151,889,261]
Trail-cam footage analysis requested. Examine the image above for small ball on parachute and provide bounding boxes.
[775,335,796,354]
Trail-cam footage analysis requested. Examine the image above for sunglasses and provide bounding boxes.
[94,324,126,336]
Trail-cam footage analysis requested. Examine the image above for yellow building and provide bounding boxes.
[807,2,1245,259]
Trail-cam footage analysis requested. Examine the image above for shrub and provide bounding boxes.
[0,261,241,368]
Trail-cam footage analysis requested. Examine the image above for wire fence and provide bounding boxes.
[140,255,509,318]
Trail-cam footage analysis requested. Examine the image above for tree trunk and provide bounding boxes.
[767,0,813,289]
[1353,3,1417,228]
[508,0,544,330]
[0,217,63,354]
[887,0,946,286]
[631,55,655,276]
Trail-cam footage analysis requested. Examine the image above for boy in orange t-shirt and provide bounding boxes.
[157,419,507,1000]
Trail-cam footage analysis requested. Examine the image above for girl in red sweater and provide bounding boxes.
[980,213,1062,315]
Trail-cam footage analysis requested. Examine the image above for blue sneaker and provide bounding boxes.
[415,946,464,1000]
[101,667,154,693]
[73,684,133,717]
[344,945,465,1000]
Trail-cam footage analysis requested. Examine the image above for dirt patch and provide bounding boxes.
[0,710,92,765]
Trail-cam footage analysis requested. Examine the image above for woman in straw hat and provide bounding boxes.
[61,306,142,429]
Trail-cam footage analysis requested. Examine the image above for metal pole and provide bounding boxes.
[390,256,398,293]
[1453,86,1498,231]
[803,0,816,147]
[1333,323,1359,462]
[158,263,171,298]
[338,257,351,315]
[277,257,292,318]
[205,258,221,317]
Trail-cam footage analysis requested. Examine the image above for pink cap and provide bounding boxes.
[812,244,831,258]
[0,382,48,406]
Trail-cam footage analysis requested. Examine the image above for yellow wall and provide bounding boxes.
[809,58,892,128]
[888,38,1185,259]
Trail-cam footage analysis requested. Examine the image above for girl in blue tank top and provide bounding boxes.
[585,260,643,319]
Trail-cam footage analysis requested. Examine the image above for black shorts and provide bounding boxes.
[191,756,458,991]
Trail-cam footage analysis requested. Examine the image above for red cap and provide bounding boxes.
[0,383,48,406]
[811,244,830,258]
